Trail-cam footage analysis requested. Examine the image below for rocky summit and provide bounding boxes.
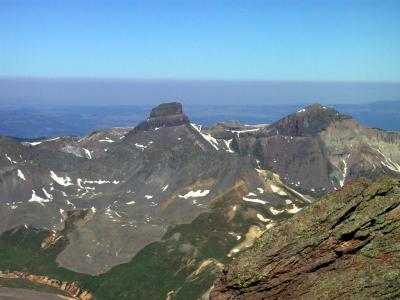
[210,176,400,300]
[150,102,184,117]
[232,103,400,194]
[132,102,190,132]
[270,103,352,136]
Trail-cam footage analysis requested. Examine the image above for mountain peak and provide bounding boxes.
[297,103,334,114]
[270,103,352,136]
[132,102,190,132]
[149,102,183,118]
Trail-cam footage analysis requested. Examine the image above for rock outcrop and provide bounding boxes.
[210,176,400,299]
[0,270,92,300]
[41,232,63,249]
[132,102,190,132]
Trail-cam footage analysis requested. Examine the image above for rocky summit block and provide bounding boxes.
[210,176,400,300]
[149,102,183,117]
[132,102,190,132]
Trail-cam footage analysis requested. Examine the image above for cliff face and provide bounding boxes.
[132,102,190,132]
[210,177,400,300]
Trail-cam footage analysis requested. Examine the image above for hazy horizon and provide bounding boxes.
[1,77,399,107]
[2,1,399,107]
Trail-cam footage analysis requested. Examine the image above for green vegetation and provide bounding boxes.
[0,200,255,300]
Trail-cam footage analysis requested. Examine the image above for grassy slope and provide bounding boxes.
[0,196,260,300]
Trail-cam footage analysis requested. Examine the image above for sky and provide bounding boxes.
[0,0,399,105]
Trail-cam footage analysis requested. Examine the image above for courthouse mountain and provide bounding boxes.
[0,102,399,299]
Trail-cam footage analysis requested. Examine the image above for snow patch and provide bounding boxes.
[191,123,219,150]
[83,179,119,185]
[286,204,302,214]
[135,143,147,150]
[257,213,271,222]
[42,188,53,200]
[242,196,267,205]
[381,160,400,173]
[50,171,73,186]
[224,139,234,153]
[83,148,92,159]
[28,190,51,206]
[285,199,293,205]
[179,189,210,199]
[270,184,287,196]
[339,156,349,187]
[266,223,275,229]
[5,154,17,164]
[230,128,260,137]
[28,137,60,146]
[17,169,26,181]
[98,137,114,143]
[66,200,76,208]
[270,207,284,215]
[376,149,400,173]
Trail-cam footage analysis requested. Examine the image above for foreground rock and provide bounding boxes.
[210,176,400,299]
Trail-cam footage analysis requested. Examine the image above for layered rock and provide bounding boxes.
[132,102,190,132]
[0,270,92,300]
[210,176,400,299]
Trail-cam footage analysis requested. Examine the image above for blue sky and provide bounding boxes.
[1,0,400,82]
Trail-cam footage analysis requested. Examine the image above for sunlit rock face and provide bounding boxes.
[210,177,400,300]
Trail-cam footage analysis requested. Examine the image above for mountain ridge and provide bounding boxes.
[0,102,399,299]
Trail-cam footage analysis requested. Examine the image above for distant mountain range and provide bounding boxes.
[0,102,399,299]
[1,100,400,139]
